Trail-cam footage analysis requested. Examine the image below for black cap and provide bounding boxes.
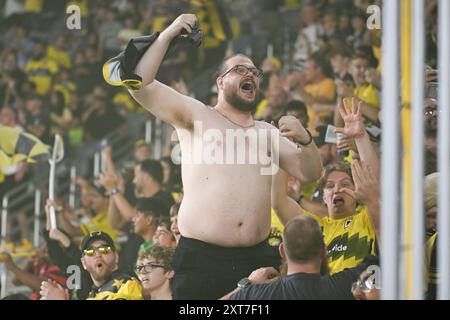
[80,231,116,253]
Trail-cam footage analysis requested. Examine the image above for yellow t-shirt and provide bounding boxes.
[87,276,144,300]
[54,82,77,106]
[113,92,142,113]
[254,99,268,119]
[25,0,43,13]
[305,208,377,275]
[426,233,438,296]
[80,212,119,247]
[25,59,59,96]
[270,208,284,232]
[353,84,380,109]
[304,78,336,128]
[47,46,72,70]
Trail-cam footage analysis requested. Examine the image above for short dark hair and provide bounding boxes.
[139,159,164,185]
[328,44,352,59]
[309,52,333,78]
[318,162,353,188]
[135,197,167,218]
[283,215,324,262]
[217,53,252,77]
[284,100,307,115]
[353,45,378,68]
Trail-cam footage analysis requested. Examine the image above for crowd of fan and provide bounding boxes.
[0,0,441,300]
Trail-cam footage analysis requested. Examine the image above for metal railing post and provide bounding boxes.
[1,196,9,298]
[411,0,425,300]
[437,0,450,300]
[381,0,401,300]
[33,189,41,248]
[154,118,163,160]
[145,119,152,144]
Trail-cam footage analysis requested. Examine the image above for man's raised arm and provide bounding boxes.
[275,116,323,183]
[129,14,204,128]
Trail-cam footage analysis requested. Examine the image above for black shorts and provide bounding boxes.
[171,236,281,300]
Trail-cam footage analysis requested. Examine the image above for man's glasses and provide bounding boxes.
[135,263,166,274]
[220,65,263,78]
[83,245,112,257]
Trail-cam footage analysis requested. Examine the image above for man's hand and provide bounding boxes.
[99,172,120,193]
[340,160,379,205]
[248,267,280,285]
[0,252,15,270]
[161,14,198,41]
[278,115,310,145]
[40,280,69,300]
[335,97,366,138]
[49,228,70,248]
[352,160,379,205]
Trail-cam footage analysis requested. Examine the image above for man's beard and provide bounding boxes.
[224,86,259,112]
[89,264,115,284]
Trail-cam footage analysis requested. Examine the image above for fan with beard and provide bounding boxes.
[223,79,260,112]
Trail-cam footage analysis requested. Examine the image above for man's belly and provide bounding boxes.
[178,190,272,247]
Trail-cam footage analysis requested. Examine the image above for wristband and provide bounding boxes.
[297,129,313,146]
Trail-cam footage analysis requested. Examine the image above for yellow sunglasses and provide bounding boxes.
[83,245,112,257]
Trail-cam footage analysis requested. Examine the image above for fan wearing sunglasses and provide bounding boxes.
[40,232,144,300]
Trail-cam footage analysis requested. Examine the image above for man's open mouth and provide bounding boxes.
[240,80,255,95]
[333,195,345,206]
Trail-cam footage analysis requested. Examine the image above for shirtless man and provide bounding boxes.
[129,14,322,299]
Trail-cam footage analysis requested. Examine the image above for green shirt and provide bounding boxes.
[138,240,154,257]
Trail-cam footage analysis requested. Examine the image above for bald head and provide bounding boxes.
[283,215,324,262]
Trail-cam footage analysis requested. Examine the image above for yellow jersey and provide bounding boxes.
[87,271,144,300]
[353,84,380,109]
[305,208,377,274]
[25,59,58,95]
[304,78,336,128]
[426,233,437,299]
[47,46,72,70]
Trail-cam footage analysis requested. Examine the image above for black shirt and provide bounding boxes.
[230,257,377,300]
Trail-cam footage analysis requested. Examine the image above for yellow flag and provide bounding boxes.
[0,125,50,168]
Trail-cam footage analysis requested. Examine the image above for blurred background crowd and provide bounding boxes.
[0,0,440,300]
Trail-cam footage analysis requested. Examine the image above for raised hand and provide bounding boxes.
[352,160,379,205]
[335,97,366,138]
[162,14,198,40]
[278,115,310,145]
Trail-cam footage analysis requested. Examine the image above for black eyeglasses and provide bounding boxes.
[135,263,165,274]
[220,65,263,78]
[83,245,112,257]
